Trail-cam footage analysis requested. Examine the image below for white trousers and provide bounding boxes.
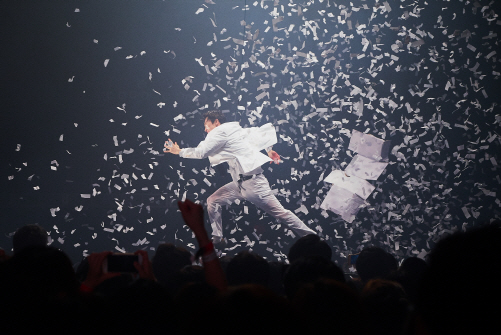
[207,174,316,238]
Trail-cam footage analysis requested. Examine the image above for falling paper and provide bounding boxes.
[345,154,389,180]
[320,185,365,223]
[348,129,391,161]
[324,170,375,200]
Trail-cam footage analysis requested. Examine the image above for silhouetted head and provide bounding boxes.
[2,246,81,334]
[293,278,369,334]
[168,265,206,295]
[12,224,48,254]
[361,279,410,335]
[6,246,78,300]
[152,243,192,286]
[399,256,427,277]
[283,256,345,298]
[226,250,270,287]
[417,222,501,335]
[388,256,428,304]
[288,234,332,263]
[355,246,397,283]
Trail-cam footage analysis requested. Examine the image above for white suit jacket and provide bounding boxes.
[179,122,277,174]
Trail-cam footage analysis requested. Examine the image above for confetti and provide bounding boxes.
[7,0,499,266]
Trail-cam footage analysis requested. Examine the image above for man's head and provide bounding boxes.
[152,243,192,287]
[226,250,270,287]
[355,246,398,283]
[288,234,332,263]
[203,110,226,133]
[13,224,48,254]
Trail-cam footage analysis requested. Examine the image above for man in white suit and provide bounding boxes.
[164,110,316,244]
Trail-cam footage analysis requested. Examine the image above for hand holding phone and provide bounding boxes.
[133,250,156,281]
[103,253,143,273]
[83,251,121,290]
[343,253,360,273]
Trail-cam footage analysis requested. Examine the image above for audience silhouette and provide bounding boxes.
[1,201,499,335]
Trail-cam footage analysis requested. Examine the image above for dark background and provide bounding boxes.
[2,0,500,267]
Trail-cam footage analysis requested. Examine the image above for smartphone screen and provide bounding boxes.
[350,254,359,265]
[106,254,139,273]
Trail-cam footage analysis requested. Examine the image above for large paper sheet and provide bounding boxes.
[324,170,375,200]
[344,154,389,180]
[320,185,365,223]
[348,129,391,161]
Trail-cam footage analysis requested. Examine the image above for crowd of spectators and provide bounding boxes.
[1,199,499,335]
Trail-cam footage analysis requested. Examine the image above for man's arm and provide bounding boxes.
[163,130,226,159]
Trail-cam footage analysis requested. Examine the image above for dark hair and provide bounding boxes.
[293,279,368,334]
[361,279,410,335]
[226,250,270,287]
[355,246,397,283]
[283,256,345,298]
[203,110,226,124]
[12,224,48,254]
[5,246,79,299]
[288,234,332,263]
[2,246,80,334]
[152,243,192,287]
[387,256,428,304]
[417,222,501,335]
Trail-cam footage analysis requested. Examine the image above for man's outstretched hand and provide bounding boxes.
[268,150,280,164]
[164,139,181,155]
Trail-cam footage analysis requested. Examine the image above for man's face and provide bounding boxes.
[204,118,220,133]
